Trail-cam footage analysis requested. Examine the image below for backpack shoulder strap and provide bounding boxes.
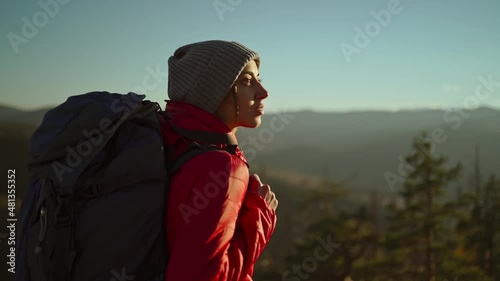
[168,143,222,177]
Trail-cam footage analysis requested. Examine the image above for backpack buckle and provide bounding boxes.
[55,194,74,226]
[76,183,100,199]
[91,183,100,197]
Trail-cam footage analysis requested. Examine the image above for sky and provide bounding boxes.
[1,0,499,112]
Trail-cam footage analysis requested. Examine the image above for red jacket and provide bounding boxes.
[159,101,277,281]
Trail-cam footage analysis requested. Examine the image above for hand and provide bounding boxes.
[248,174,278,211]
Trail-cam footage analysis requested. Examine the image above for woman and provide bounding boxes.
[160,40,278,281]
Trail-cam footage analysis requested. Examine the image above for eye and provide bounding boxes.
[242,78,252,86]
[240,76,262,86]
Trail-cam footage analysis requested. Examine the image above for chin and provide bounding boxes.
[241,117,262,128]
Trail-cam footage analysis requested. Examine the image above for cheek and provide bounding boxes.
[237,90,255,109]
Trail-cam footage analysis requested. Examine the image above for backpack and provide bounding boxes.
[15,91,238,281]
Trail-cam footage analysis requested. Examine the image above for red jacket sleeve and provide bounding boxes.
[233,192,277,279]
[165,151,277,281]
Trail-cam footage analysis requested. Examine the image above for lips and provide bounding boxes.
[254,105,264,115]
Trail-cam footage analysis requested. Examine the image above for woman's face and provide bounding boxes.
[216,60,269,131]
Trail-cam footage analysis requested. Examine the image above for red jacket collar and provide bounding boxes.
[166,101,232,134]
[164,101,248,164]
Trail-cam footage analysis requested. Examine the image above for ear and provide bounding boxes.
[215,90,233,118]
[224,85,238,108]
[225,86,237,106]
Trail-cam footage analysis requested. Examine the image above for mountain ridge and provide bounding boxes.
[1,103,498,196]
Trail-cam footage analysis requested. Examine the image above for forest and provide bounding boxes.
[251,132,499,281]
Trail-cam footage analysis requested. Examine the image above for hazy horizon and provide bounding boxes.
[2,100,500,114]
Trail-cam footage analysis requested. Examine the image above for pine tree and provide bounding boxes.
[450,144,500,280]
[383,132,462,281]
[482,175,500,277]
[457,173,500,280]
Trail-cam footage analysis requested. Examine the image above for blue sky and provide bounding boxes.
[1,0,499,112]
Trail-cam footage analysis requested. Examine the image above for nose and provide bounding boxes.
[256,81,269,100]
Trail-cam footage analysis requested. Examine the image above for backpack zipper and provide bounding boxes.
[38,207,47,242]
[34,207,47,281]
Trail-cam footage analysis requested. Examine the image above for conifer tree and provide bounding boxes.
[383,132,462,281]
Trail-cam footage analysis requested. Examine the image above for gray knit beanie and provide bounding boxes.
[167,40,260,113]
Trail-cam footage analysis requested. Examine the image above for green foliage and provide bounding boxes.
[383,132,464,281]
[455,174,500,280]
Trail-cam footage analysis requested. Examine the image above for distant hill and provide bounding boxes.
[0,105,48,126]
[1,104,499,198]
[237,107,500,193]
[0,122,35,198]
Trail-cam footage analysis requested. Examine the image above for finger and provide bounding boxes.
[272,197,278,209]
[249,174,262,193]
[265,190,274,204]
[270,193,278,210]
[258,184,270,198]
[265,186,273,201]
[268,197,277,210]
[250,174,262,185]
